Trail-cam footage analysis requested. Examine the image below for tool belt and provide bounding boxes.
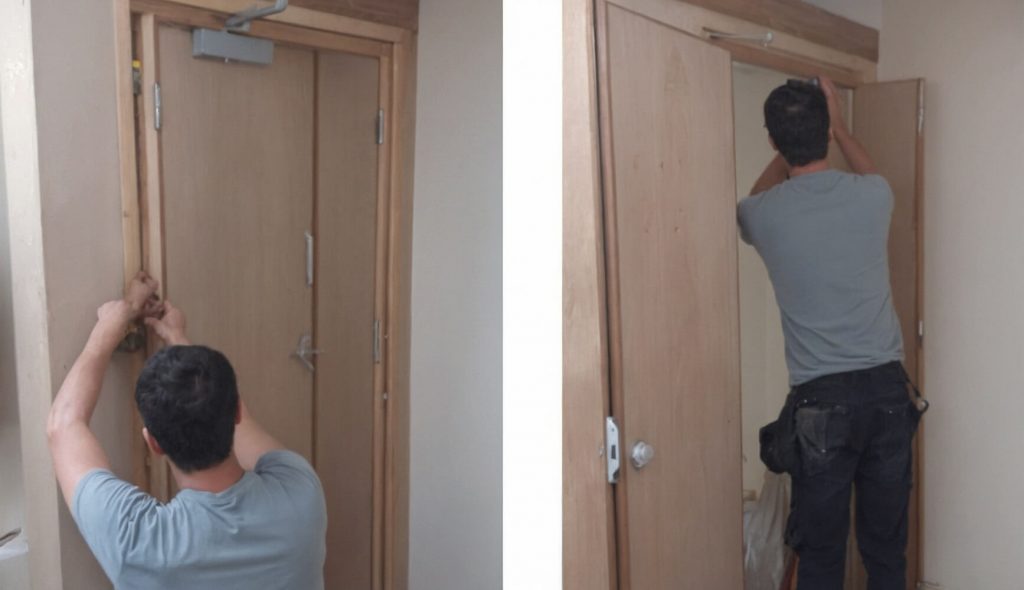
[758,362,928,475]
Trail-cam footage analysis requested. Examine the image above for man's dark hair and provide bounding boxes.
[135,345,239,473]
[764,81,830,167]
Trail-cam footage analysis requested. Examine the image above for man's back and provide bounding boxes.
[73,450,327,590]
[738,169,904,385]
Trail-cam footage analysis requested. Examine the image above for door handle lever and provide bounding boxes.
[293,332,321,373]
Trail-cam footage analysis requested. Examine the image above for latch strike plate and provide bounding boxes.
[606,416,621,484]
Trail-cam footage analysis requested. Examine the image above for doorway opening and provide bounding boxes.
[119,4,413,589]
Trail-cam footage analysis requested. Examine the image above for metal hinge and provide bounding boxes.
[918,320,925,340]
[153,82,162,130]
[304,231,314,287]
[376,109,385,145]
[605,416,621,484]
[132,60,142,95]
[382,391,389,402]
[373,319,382,364]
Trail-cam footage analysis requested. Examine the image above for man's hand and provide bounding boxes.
[124,271,160,314]
[819,76,848,136]
[145,301,190,346]
[91,272,162,353]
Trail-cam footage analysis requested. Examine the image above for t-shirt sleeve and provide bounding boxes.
[737,194,761,245]
[72,470,158,581]
[255,450,324,495]
[859,173,894,210]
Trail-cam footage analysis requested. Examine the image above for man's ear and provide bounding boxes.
[142,427,165,456]
[768,136,778,152]
[829,127,835,142]
[235,403,242,425]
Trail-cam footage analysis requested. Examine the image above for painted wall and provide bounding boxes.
[1,0,137,588]
[0,77,32,590]
[408,0,501,587]
[878,1,1024,587]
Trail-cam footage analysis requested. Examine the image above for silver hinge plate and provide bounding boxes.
[373,319,382,364]
[304,231,314,287]
[153,82,162,130]
[918,320,925,340]
[605,417,621,484]
[376,109,385,145]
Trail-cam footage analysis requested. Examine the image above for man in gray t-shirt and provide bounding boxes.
[739,77,921,589]
[47,272,326,589]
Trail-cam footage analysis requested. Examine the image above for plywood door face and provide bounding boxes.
[598,4,744,588]
[148,24,385,590]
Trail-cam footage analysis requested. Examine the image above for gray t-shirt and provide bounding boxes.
[737,169,904,385]
[72,450,327,590]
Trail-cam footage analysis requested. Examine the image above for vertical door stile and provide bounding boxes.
[315,50,382,590]
[593,2,630,586]
[137,12,172,503]
[373,53,393,590]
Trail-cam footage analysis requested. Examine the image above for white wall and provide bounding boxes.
[879,1,1024,587]
[408,0,502,588]
[0,75,32,590]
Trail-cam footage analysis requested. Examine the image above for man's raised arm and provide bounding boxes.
[821,76,879,176]
[48,272,161,508]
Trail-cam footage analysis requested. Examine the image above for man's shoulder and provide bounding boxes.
[838,171,891,194]
[253,450,324,498]
[255,449,316,475]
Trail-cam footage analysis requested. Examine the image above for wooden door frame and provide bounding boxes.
[566,1,926,589]
[113,2,416,589]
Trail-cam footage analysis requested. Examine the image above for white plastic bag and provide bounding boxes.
[743,472,791,590]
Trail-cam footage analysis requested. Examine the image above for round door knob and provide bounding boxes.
[631,441,655,470]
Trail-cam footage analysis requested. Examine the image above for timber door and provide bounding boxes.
[158,24,316,460]
[596,3,743,588]
[842,79,926,590]
[138,19,387,590]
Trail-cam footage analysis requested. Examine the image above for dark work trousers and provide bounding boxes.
[786,361,922,590]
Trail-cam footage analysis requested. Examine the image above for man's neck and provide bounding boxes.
[171,453,246,494]
[788,159,830,178]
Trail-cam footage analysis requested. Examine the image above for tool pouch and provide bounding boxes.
[759,392,800,475]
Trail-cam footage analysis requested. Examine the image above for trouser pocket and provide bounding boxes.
[795,402,852,477]
[869,401,916,482]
